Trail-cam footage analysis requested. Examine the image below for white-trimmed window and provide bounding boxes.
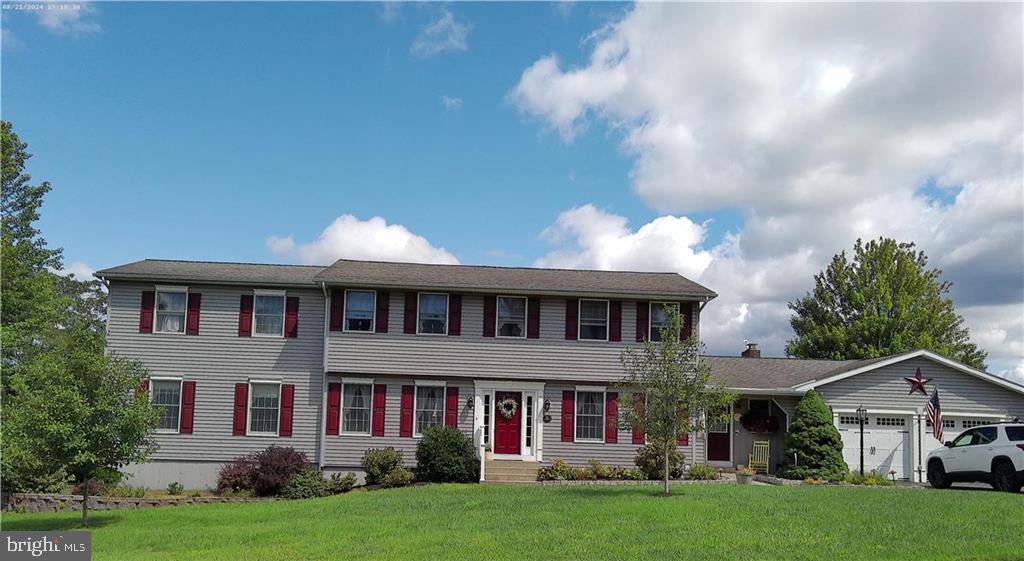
[579,300,609,341]
[482,395,491,444]
[151,379,182,432]
[417,293,448,335]
[155,286,187,333]
[649,302,678,342]
[344,290,376,332]
[414,385,445,435]
[253,291,286,337]
[248,382,281,435]
[342,383,372,434]
[497,296,527,338]
[575,391,605,441]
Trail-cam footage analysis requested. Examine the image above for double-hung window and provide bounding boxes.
[342,383,372,434]
[155,287,187,333]
[344,290,375,332]
[414,385,445,435]
[152,379,182,432]
[253,291,286,337]
[579,300,609,341]
[649,302,678,342]
[248,382,281,435]
[575,391,605,441]
[417,293,448,335]
[497,296,527,338]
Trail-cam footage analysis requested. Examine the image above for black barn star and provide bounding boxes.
[904,368,930,395]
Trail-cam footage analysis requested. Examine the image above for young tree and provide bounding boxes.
[786,237,986,369]
[779,390,848,481]
[619,305,735,496]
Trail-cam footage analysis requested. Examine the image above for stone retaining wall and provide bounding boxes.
[540,475,736,486]
[1,493,275,513]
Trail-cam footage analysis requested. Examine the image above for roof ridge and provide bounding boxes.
[703,354,860,362]
[137,258,326,269]
[328,258,687,276]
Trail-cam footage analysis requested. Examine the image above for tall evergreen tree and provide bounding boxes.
[779,390,848,481]
[786,237,986,369]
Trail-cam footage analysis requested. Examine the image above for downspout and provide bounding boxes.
[317,281,329,471]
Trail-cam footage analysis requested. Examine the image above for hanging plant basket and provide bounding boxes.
[739,411,780,434]
[496,397,518,419]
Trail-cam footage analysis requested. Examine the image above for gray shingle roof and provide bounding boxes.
[95,259,325,287]
[705,355,888,390]
[313,259,717,299]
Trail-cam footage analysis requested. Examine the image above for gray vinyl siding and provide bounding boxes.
[327,292,700,384]
[106,281,325,462]
[732,395,798,473]
[321,375,474,469]
[816,357,1024,417]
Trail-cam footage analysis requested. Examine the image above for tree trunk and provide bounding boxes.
[81,479,89,527]
[663,445,670,496]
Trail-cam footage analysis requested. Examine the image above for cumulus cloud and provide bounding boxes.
[410,8,470,57]
[441,95,463,110]
[36,1,101,36]
[516,3,1023,379]
[267,214,459,266]
[53,260,96,281]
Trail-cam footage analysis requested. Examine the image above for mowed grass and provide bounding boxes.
[3,484,1022,561]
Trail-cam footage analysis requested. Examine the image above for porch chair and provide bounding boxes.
[749,440,770,474]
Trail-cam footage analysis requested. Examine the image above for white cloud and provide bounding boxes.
[516,3,1023,380]
[267,214,459,266]
[36,1,101,36]
[410,8,470,57]
[441,95,463,110]
[54,260,96,281]
[378,2,402,24]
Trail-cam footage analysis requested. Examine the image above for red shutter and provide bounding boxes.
[678,407,689,446]
[399,385,414,437]
[448,294,462,336]
[180,381,196,434]
[284,297,299,338]
[681,302,694,341]
[329,289,344,331]
[636,301,649,342]
[561,390,575,442]
[609,301,622,342]
[137,378,150,397]
[564,299,578,340]
[185,293,201,335]
[372,384,386,436]
[605,392,618,444]
[403,292,417,334]
[445,386,459,428]
[375,292,390,333]
[139,291,155,333]
[238,295,253,337]
[527,297,540,339]
[326,383,341,435]
[232,383,248,436]
[482,296,496,337]
[632,395,645,444]
[280,384,295,437]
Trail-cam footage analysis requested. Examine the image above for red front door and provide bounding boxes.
[493,392,522,455]
[707,417,731,462]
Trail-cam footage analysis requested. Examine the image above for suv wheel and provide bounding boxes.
[991,461,1022,493]
[927,461,951,489]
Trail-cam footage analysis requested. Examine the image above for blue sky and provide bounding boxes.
[3,2,1021,378]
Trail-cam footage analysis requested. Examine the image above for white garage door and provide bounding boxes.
[838,415,912,479]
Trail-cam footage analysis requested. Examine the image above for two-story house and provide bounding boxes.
[96,258,1024,488]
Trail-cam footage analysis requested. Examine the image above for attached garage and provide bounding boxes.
[837,414,913,479]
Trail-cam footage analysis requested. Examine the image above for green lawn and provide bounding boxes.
[2,484,1021,561]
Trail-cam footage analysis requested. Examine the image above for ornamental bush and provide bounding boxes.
[414,426,479,483]
[634,441,685,480]
[381,466,414,488]
[217,458,255,493]
[537,459,644,481]
[327,472,358,494]
[249,446,310,496]
[362,447,405,485]
[281,469,329,499]
[686,464,720,480]
[779,390,848,481]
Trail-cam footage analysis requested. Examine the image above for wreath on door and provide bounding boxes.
[496,397,519,419]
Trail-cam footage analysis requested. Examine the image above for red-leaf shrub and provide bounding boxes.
[250,446,310,496]
[217,458,255,492]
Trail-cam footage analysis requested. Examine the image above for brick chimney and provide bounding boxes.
[741,342,761,358]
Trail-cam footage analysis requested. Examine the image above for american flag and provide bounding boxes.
[926,388,943,442]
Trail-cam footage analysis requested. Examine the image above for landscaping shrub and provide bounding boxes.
[282,470,329,499]
[635,441,685,480]
[381,466,414,488]
[414,426,479,483]
[537,459,644,481]
[167,481,184,496]
[588,460,611,480]
[687,464,720,480]
[608,466,644,480]
[845,471,894,487]
[362,447,405,485]
[217,458,255,493]
[538,459,580,481]
[250,446,310,496]
[327,472,358,494]
[105,485,147,498]
[779,390,848,481]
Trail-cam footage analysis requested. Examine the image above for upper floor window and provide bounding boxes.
[649,302,678,342]
[342,383,372,434]
[579,300,609,341]
[497,296,527,338]
[417,293,448,335]
[575,391,605,441]
[248,382,280,435]
[344,290,375,332]
[415,385,445,435]
[152,379,182,432]
[253,291,285,337]
[155,287,187,333]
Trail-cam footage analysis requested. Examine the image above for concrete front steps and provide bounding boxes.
[484,460,540,484]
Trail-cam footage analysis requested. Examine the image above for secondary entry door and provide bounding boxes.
[493,392,522,455]
[707,409,731,462]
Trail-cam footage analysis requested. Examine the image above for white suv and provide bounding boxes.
[926,423,1024,492]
